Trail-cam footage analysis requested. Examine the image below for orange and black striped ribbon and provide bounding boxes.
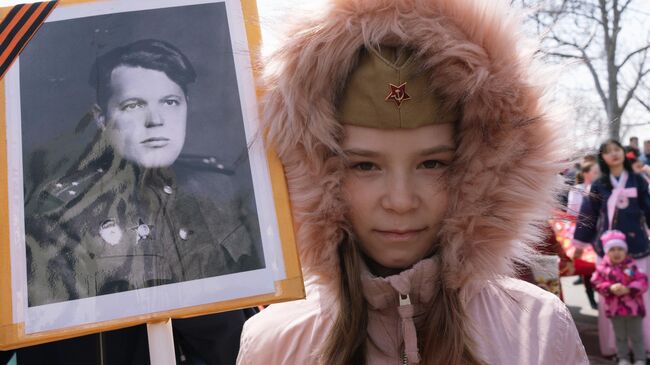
[0,1,58,80]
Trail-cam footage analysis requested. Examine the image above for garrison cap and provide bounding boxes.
[339,46,457,128]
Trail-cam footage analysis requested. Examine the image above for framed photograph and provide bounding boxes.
[0,0,302,349]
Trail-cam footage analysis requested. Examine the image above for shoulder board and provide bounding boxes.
[175,154,235,175]
[34,167,106,212]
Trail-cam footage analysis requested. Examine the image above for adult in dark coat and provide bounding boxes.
[574,164,650,259]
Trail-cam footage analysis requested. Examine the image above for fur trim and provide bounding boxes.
[262,0,566,292]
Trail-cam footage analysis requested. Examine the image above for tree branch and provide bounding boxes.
[547,33,607,108]
[581,51,610,109]
[599,0,610,37]
[635,94,650,113]
[621,51,650,113]
[617,45,650,70]
[621,68,650,113]
[546,51,582,59]
[550,31,596,53]
[620,0,634,14]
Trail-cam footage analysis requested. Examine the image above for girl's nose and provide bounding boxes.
[380,173,420,213]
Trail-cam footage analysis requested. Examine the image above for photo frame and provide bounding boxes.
[0,0,302,349]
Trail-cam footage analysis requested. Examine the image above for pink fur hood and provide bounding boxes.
[262,0,565,291]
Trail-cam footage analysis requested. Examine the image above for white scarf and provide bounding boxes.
[607,170,637,228]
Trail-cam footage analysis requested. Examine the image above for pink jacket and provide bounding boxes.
[240,0,587,363]
[237,258,588,365]
[591,256,648,317]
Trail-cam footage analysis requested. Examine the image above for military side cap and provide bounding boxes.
[339,46,456,128]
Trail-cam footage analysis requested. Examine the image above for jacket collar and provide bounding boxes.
[360,256,440,310]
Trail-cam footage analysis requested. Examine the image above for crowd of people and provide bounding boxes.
[559,137,650,364]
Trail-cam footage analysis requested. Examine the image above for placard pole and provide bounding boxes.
[146,319,176,365]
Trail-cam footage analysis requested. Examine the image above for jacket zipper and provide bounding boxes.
[399,294,410,365]
[401,350,408,365]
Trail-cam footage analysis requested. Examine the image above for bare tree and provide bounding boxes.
[515,0,650,141]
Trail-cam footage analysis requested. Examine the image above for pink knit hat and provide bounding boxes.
[601,230,628,253]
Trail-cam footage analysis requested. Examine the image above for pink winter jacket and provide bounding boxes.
[237,258,588,365]
[591,256,648,317]
[241,0,589,363]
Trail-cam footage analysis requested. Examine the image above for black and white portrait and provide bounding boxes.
[4,0,284,333]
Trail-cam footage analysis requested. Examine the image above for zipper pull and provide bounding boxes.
[400,293,411,306]
[397,293,420,364]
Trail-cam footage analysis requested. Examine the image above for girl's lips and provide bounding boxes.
[374,228,426,241]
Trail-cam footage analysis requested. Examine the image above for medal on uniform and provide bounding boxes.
[99,219,123,246]
[131,218,153,242]
[179,228,194,240]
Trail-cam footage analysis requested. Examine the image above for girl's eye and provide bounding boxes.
[418,160,442,169]
[164,99,180,106]
[351,162,378,171]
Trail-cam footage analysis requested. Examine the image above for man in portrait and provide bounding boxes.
[24,39,264,307]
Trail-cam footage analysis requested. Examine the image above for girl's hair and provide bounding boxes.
[320,237,485,365]
[320,239,368,364]
[575,161,595,185]
[597,139,633,190]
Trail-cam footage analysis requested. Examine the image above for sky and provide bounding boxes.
[3,0,650,149]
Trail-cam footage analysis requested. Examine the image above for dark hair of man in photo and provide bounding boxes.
[89,39,197,111]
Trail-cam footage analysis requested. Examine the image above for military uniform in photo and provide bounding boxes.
[25,132,264,306]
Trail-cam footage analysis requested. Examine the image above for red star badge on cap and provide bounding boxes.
[385,82,411,108]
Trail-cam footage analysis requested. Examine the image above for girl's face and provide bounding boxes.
[607,246,626,264]
[584,165,600,184]
[341,123,455,270]
[602,143,625,169]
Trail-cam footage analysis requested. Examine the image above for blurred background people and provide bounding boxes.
[567,159,600,309]
[641,140,650,166]
[574,139,650,358]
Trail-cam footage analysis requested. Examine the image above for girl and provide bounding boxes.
[591,230,648,365]
[575,140,650,357]
[568,161,600,216]
[568,160,599,308]
[238,0,588,364]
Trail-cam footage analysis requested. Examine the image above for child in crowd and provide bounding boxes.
[592,230,648,365]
